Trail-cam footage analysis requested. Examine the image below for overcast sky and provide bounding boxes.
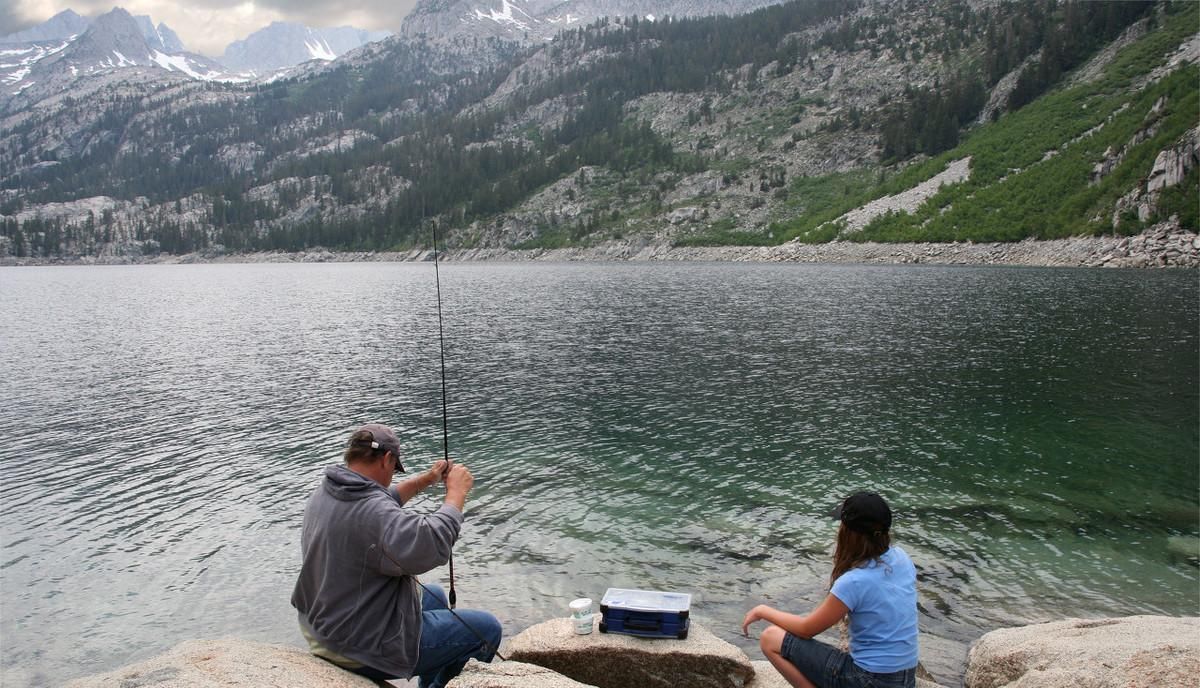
[2,0,420,56]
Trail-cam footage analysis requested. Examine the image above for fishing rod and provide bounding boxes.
[430,217,456,609]
[375,545,508,661]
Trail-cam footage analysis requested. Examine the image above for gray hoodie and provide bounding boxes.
[291,464,463,677]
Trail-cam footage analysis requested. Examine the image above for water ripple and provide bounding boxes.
[1,263,1196,686]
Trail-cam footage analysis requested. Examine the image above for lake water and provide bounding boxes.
[1,262,1197,686]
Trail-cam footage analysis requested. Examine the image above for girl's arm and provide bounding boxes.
[742,594,849,639]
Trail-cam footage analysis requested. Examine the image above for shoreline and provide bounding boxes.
[56,615,1200,688]
[3,225,1198,269]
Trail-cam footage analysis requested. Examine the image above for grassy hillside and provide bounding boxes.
[756,2,1198,246]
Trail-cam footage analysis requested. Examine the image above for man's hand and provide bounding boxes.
[444,463,473,511]
[429,459,450,483]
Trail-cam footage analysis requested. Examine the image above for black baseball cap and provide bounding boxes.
[831,492,891,534]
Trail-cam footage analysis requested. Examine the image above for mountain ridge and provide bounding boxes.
[0,0,1196,263]
[0,6,392,97]
[400,0,791,43]
[219,22,393,74]
[0,9,90,44]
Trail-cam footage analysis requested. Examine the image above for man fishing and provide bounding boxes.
[291,423,502,688]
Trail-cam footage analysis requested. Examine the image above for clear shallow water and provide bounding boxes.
[0,262,1196,686]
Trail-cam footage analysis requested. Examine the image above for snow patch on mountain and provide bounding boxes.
[475,1,536,30]
[304,38,337,61]
[110,50,135,67]
[219,22,391,74]
[1,38,74,94]
[1,38,73,83]
[150,50,245,81]
[2,9,385,109]
[545,13,584,26]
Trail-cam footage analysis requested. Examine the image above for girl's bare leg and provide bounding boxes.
[760,625,817,688]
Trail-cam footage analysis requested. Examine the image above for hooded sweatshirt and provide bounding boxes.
[291,464,463,678]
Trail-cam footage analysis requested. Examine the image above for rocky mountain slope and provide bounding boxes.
[219,22,393,75]
[0,7,237,108]
[0,7,392,107]
[0,9,91,44]
[0,0,1196,262]
[400,0,788,43]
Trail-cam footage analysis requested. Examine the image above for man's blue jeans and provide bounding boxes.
[412,584,502,688]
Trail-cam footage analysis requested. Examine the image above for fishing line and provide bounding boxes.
[375,544,508,662]
[430,218,457,609]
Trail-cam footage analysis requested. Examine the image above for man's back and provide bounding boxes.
[292,464,463,678]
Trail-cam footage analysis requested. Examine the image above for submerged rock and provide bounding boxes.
[965,616,1200,688]
[508,617,755,688]
[1166,535,1200,563]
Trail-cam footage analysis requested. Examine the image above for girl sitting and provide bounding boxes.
[742,492,918,688]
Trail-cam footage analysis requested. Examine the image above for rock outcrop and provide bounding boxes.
[448,659,597,687]
[1146,130,1199,193]
[448,657,950,688]
[61,617,1200,687]
[965,616,1200,688]
[62,638,377,687]
[749,660,965,688]
[507,618,755,688]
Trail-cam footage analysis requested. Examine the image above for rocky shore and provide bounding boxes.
[4,224,1198,269]
[63,615,1199,688]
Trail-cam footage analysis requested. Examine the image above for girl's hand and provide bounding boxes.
[741,604,768,636]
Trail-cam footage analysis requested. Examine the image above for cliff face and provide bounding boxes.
[218,23,393,74]
[399,0,788,43]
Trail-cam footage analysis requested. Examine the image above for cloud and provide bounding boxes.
[5,0,420,56]
[2,0,38,35]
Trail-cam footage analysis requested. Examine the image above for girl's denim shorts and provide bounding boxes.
[780,633,916,688]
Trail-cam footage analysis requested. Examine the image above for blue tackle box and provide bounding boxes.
[598,588,691,639]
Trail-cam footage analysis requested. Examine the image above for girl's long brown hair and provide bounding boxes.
[829,523,891,587]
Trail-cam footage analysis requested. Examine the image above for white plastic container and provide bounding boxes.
[569,597,594,634]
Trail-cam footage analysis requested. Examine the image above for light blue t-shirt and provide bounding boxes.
[829,545,919,673]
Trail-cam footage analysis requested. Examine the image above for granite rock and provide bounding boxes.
[508,617,755,688]
[747,661,790,688]
[965,616,1200,688]
[446,658,597,687]
[748,659,948,688]
[62,638,377,687]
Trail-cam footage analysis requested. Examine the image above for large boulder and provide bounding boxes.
[447,659,597,687]
[508,617,755,688]
[748,660,947,688]
[63,638,377,687]
[965,616,1200,688]
[747,661,789,688]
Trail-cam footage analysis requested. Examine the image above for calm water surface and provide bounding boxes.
[1,262,1197,686]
